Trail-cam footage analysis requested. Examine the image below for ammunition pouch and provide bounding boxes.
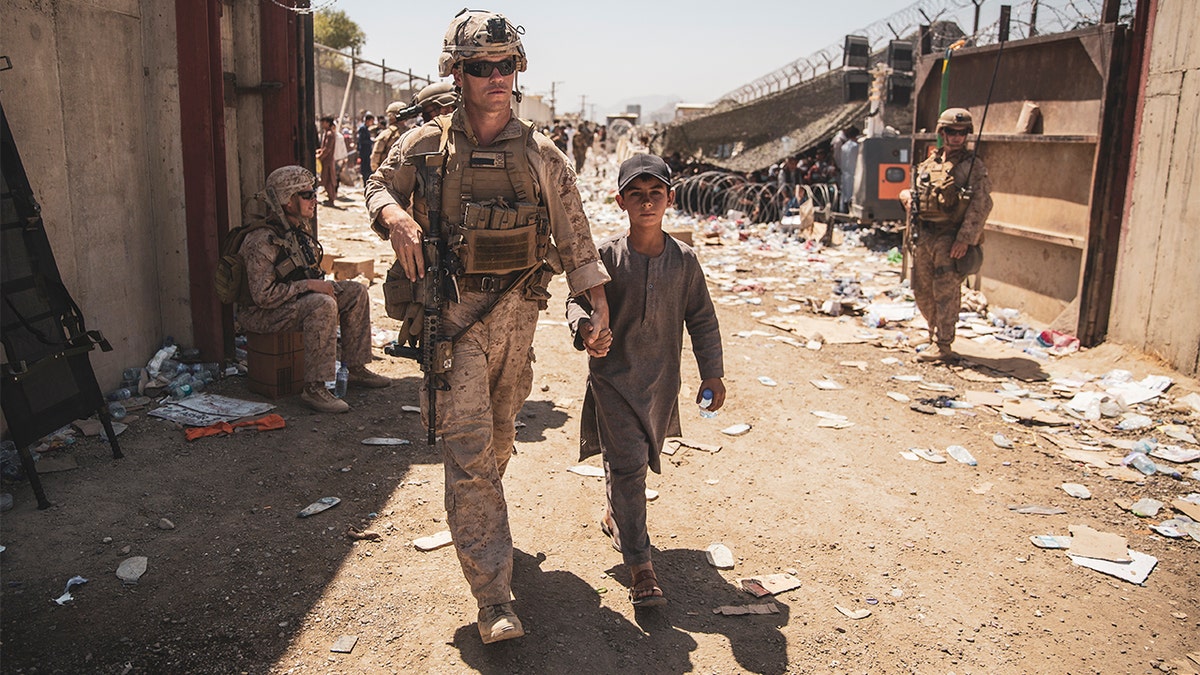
[383,261,425,346]
[456,199,548,275]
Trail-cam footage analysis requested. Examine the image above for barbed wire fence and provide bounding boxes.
[718,0,1135,106]
[314,43,435,123]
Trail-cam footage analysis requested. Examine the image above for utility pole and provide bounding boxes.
[549,81,563,119]
[579,94,587,118]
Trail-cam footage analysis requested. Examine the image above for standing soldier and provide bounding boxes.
[571,122,593,173]
[904,108,993,362]
[369,101,407,173]
[365,9,611,644]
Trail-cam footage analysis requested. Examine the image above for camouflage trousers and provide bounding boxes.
[237,281,372,382]
[911,231,963,346]
[426,289,538,607]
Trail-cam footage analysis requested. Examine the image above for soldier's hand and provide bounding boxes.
[381,204,425,280]
[580,319,612,358]
[306,279,335,297]
[950,241,969,259]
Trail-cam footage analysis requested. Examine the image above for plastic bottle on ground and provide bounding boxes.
[698,389,717,419]
[335,363,349,399]
[107,402,127,420]
[105,388,133,401]
[1123,452,1156,475]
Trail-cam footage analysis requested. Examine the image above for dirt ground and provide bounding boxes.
[2,158,1198,675]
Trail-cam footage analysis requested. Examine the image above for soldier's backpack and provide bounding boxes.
[913,153,970,225]
[214,219,274,305]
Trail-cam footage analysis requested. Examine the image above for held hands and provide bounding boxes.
[579,319,612,357]
[382,204,425,281]
[581,285,611,357]
[696,378,726,411]
[950,241,969,259]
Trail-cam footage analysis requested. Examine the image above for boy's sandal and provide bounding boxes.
[630,568,667,607]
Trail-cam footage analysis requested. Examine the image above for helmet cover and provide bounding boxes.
[438,9,527,78]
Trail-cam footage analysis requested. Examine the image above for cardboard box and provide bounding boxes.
[245,332,304,398]
[666,228,693,247]
[320,253,341,274]
[332,256,375,281]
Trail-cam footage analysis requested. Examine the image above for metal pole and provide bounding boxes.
[1029,0,1039,36]
[380,60,387,112]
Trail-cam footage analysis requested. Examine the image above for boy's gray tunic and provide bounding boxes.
[568,233,723,473]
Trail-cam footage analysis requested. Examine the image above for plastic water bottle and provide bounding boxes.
[1123,452,1156,476]
[107,401,128,420]
[698,389,717,419]
[334,363,349,399]
[105,388,133,401]
[945,445,977,466]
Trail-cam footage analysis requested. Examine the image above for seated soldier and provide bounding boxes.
[237,166,391,413]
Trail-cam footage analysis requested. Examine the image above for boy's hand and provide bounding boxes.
[697,378,726,411]
[580,319,613,358]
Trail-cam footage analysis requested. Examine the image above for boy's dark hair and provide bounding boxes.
[320,115,335,124]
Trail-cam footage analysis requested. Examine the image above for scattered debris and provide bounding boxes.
[413,530,453,551]
[1010,505,1067,515]
[720,423,752,436]
[568,465,605,478]
[53,575,88,605]
[1067,548,1157,585]
[738,573,802,597]
[297,497,340,518]
[347,527,382,541]
[835,605,871,620]
[945,445,977,466]
[705,543,735,569]
[361,437,411,446]
[1029,535,1071,549]
[1068,524,1129,562]
[714,602,778,616]
[116,557,148,583]
[1061,483,1092,499]
[330,635,358,654]
[910,447,946,464]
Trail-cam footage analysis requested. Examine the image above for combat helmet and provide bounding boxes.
[264,165,316,223]
[438,8,527,78]
[385,101,406,117]
[936,107,974,134]
[414,82,459,110]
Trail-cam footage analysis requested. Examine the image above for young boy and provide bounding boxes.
[568,154,726,607]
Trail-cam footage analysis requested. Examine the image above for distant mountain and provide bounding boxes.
[601,94,683,124]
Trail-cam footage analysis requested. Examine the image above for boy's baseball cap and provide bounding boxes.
[617,154,672,192]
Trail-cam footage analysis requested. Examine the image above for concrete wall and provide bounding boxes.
[3,0,190,390]
[1109,0,1200,376]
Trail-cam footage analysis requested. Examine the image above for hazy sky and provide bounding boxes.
[325,1,1002,118]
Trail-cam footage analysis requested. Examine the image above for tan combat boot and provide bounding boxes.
[917,342,956,363]
[300,382,350,414]
[478,602,524,644]
[348,365,391,389]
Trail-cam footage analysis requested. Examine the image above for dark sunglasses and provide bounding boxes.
[462,58,516,78]
[296,190,317,199]
[943,128,969,137]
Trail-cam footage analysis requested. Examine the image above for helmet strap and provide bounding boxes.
[512,73,523,103]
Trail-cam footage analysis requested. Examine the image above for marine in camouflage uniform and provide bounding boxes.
[370,101,407,173]
[365,9,610,644]
[906,108,993,362]
[238,166,390,413]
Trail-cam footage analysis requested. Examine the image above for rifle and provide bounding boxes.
[385,150,458,445]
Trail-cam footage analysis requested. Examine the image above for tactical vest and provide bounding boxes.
[434,117,551,277]
[913,150,972,226]
[268,223,324,287]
